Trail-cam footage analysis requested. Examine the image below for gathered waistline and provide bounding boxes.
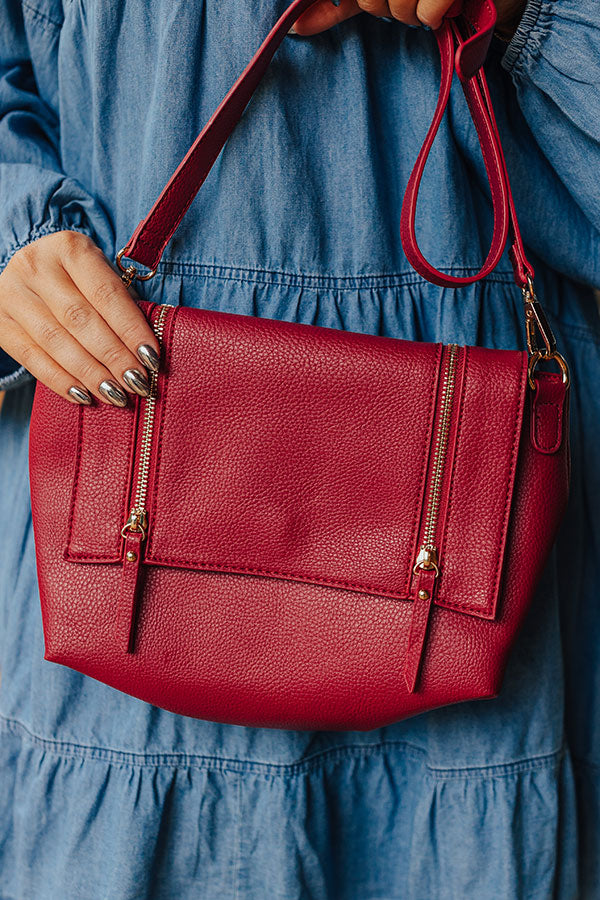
[0,714,565,780]
[156,259,519,291]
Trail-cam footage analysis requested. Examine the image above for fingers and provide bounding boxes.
[36,263,153,397]
[292,0,366,35]
[414,0,458,28]
[0,231,162,407]
[387,0,420,26]
[0,308,96,406]
[7,288,135,406]
[61,236,161,374]
[291,0,456,33]
[356,0,395,18]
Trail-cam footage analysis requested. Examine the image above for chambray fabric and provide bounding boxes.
[1,1,600,897]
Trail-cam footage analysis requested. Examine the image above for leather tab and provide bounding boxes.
[530,373,568,455]
[117,531,144,653]
[403,568,437,693]
[453,0,496,81]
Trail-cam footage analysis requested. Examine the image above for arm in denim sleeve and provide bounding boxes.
[0,0,113,390]
[500,0,600,287]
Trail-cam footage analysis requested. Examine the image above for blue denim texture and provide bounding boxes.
[1,1,600,897]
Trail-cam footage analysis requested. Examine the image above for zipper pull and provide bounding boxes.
[117,531,145,653]
[404,548,440,692]
[121,507,148,541]
[413,544,439,577]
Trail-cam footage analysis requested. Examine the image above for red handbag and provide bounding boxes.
[29,0,570,730]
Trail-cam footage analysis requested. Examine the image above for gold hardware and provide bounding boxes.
[116,247,158,286]
[413,545,440,577]
[126,550,138,562]
[523,276,555,358]
[120,507,148,541]
[527,349,570,391]
[412,343,459,581]
[120,304,173,544]
[418,589,430,601]
[522,276,570,390]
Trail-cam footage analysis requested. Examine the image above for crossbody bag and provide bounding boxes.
[29,0,570,730]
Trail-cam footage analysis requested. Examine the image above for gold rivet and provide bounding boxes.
[126,550,137,562]
[418,589,430,600]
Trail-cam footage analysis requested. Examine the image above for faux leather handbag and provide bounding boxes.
[29,0,571,730]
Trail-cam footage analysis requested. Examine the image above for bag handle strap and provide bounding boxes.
[399,0,533,288]
[117,0,321,280]
[116,0,568,387]
[116,0,526,285]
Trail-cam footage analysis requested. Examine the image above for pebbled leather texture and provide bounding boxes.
[29,302,570,730]
[27,0,572,729]
[531,371,568,455]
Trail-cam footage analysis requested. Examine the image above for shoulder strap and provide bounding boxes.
[117,0,533,290]
[399,0,533,287]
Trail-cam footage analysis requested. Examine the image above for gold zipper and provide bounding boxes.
[121,303,173,542]
[413,343,459,580]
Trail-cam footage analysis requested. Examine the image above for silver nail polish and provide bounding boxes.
[68,386,93,406]
[123,368,151,397]
[136,344,160,373]
[99,379,128,408]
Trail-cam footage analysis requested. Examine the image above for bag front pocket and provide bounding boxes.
[65,303,527,623]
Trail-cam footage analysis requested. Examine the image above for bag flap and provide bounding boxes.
[66,304,528,620]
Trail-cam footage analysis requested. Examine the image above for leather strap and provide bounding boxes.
[399,4,533,287]
[119,0,534,290]
[121,0,322,274]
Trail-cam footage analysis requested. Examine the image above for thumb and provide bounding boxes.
[290,0,363,35]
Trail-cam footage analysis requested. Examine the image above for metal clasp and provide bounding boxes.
[116,247,157,288]
[412,545,440,578]
[120,508,148,541]
[523,276,570,390]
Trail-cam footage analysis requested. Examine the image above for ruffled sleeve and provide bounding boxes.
[0,0,113,390]
[500,0,600,287]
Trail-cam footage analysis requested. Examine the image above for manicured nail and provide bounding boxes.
[68,386,93,405]
[122,368,151,397]
[288,25,296,34]
[99,379,128,408]
[136,344,160,373]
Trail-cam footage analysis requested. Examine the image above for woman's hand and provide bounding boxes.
[0,231,161,407]
[291,0,526,35]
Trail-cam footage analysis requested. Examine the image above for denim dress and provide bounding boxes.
[1,1,600,897]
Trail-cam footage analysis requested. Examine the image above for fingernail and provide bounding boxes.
[99,379,128,408]
[123,368,151,397]
[136,344,160,373]
[68,386,93,406]
[288,25,296,34]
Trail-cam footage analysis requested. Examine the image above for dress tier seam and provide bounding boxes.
[154,259,519,290]
[0,714,565,780]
